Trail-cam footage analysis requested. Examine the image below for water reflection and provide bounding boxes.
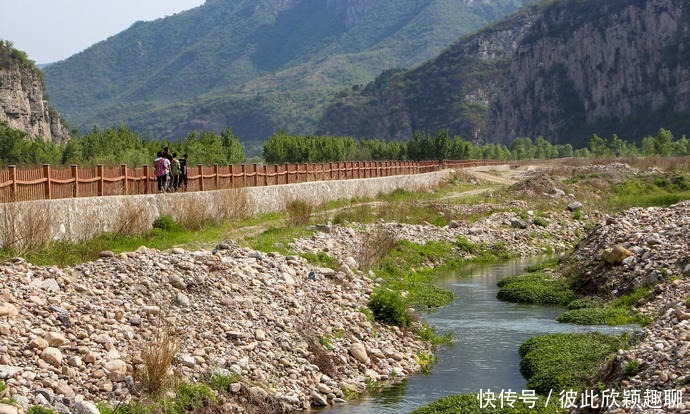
[318,259,635,414]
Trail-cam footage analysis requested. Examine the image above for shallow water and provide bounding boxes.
[320,259,634,414]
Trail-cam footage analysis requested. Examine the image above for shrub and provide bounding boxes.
[497,272,577,305]
[358,224,397,270]
[152,214,180,232]
[368,289,408,327]
[207,372,240,392]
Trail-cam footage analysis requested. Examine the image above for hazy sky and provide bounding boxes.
[0,0,205,64]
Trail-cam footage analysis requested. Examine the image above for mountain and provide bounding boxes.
[0,41,70,144]
[319,0,690,146]
[42,0,531,144]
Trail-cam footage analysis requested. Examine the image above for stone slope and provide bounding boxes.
[0,242,428,413]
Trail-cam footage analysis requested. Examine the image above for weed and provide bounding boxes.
[300,251,339,268]
[174,197,214,230]
[409,393,559,413]
[357,224,397,270]
[27,408,55,414]
[206,372,240,392]
[114,199,150,236]
[623,360,642,377]
[137,321,181,395]
[285,200,312,226]
[415,352,436,374]
[533,216,548,227]
[152,215,180,232]
[0,201,54,253]
[368,289,408,327]
[415,323,453,346]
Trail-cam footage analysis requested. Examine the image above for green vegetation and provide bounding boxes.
[496,272,577,306]
[0,123,246,168]
[368,289,409,327]
[556,287,652,325]
[97,381,216,414]
[0,213,231,266]
[26,407,54,414]
[519,333,626,394]
[623,360,642,378]
[300,251,339,269]
[409,393,564,414]
[610,171,690,209]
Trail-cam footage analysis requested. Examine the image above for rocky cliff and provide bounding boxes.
[0,43,70,144]
[489,0,690,145]
[319,0,690,146]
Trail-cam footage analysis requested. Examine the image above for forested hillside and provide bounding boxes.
[43,0,530,144]
[319,0,690,146]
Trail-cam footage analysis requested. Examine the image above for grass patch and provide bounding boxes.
[519,332,626,394]
[299,251,339,268]
[556,287,651,325]
[98,381,216,414]
[409,393,564,414]
[497,272,578,306]
[245,226,312,255]
[609,173,690,210]
[27,408,55,414]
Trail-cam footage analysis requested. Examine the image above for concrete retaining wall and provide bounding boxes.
[0,170,455,246]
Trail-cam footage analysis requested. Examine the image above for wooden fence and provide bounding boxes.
[0,159,504,203]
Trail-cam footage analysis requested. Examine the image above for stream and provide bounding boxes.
[320,259,635,414]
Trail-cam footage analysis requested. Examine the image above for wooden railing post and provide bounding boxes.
[239,164,246,187]
[230,165,235,188]
[284,163,289,184]
[97,164,104,196]
[121,164,128,195]
[70,164,79,198]
[142,165,150,194]
[198,164,204,191]
[42,164,52,200]
[213,164,219,190]
[8,165,17,202]
[274,164,279,186]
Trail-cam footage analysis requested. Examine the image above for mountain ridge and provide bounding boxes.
[42,0,530,142]
[318,0,690,145]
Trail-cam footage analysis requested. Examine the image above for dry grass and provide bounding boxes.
[285,199,313,227]
[0,201,54,253]
[357,224,398,270]
[136,321,181,395]
[216,188,250,221]
[113,199,150,236]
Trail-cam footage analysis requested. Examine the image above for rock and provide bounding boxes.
[255,329,266,341]
[601,245,633,265]
[349,343,370,365]
[0,303,18,317]
[0,365,21,379]
[29,337,49,350]
[45,332,69,347]
[310,390,328,407]
[40,347,63,367]
[343,256,358,270]
[168,275,187,290]
[567,201,583,211]
[99,250,115,258]
[249,386,269,401]
[104,359,127,382]
[0,403,19,414]
[175,293,190,307]
[510,219,527,229]
[73,401,100,414]
[551,188,566,197]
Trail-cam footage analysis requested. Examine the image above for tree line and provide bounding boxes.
[263,129,690,163]
[2,120,689,168]
[0,122,246,168]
